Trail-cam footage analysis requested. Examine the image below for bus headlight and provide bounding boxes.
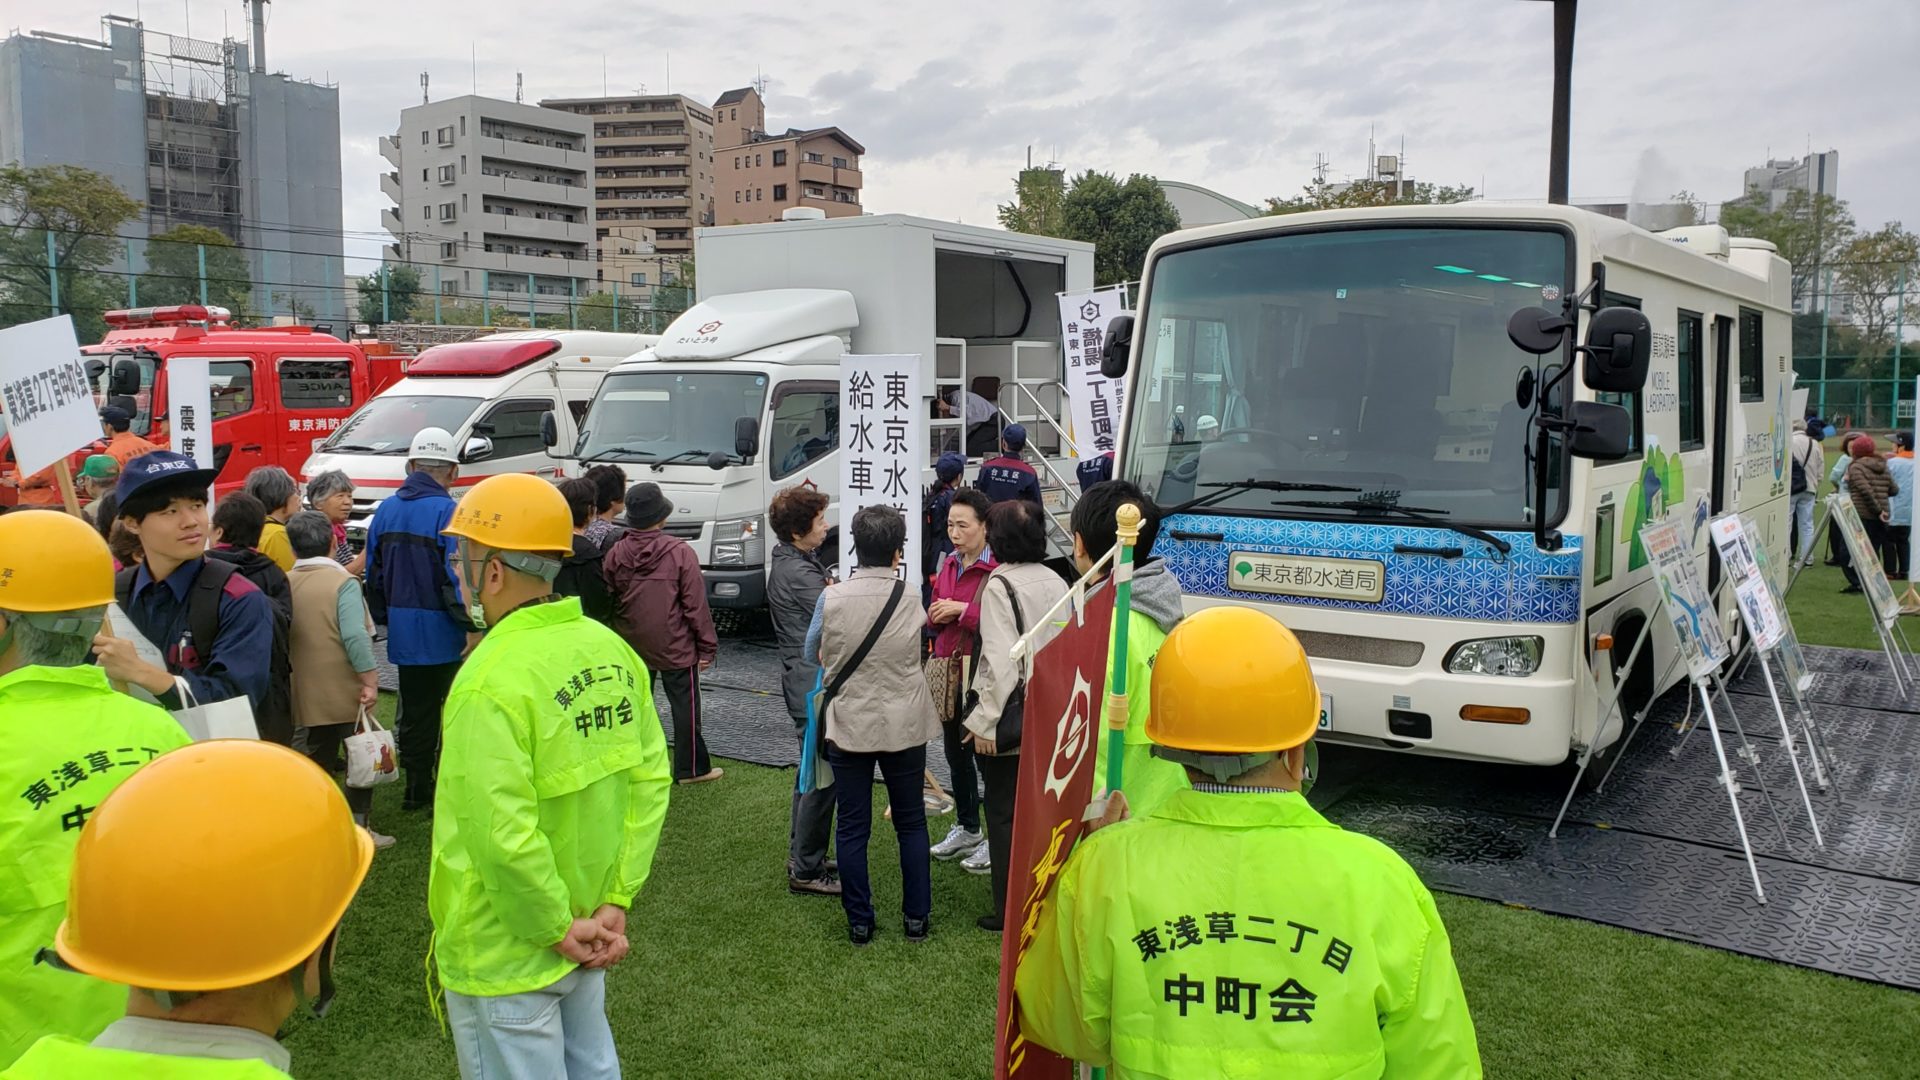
[711,515,765,567]
[1444,636,1544,677]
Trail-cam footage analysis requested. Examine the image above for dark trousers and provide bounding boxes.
[651,666,711,780]
[396,661,460,807]
[1890,525,1912,581]
[1845,517,1893,588]
[303,721,374,819]
[790,725,835,880]
[977,751,1021,921]
[940,718,982,832]
[827,743,931,929]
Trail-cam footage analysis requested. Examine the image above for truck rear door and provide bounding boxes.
[207,356,267,491]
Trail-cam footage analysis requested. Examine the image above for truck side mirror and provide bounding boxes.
[734,416,760,463]
[539,411,558,449]
[1581,306,1653,393]
[1101,314,1134,379]
[1566,401,1634,460]
[110,359,143,398]
[1507,306,1570,354]
[461,435,494,463]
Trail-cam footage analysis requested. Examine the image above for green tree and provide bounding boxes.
[998,167,1068,237]
[355,264,424,326]
[1263,177,1476,216]
[573,290,653,332]
[1057,171,1182,286]
[434,299,519,328]
[137,225,252,316]
[1717,188,1855,311]
[1833,223,1919,353]
[1667,190,1707,227]
[0,164,142,339]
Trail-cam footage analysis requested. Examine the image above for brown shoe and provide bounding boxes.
[789,872,842,897]
[678,768,725,785]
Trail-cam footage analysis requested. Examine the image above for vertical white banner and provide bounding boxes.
[167,358,215,472]
[839,354,924,585]
[0,315,97,477]
[1911,374,1919,581]
[1057,286,1129,460]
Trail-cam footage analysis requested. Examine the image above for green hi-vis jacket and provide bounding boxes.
[1016,789,1481,1080]
[428,597,672,997]
[1090,608,1189,817]
[0,1036,287,1078]
[0,666,191,1068]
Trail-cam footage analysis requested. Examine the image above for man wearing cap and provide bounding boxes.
[0,511,192,1068]
[976,425,1043,507]
[98,406,157,469]
[363,427,472,811]
[96,451,275,723]
[76,456,120,523]
[6,741,373,1078]
[1017,607,1480,1078]
[433,473,671,1078]
[923,451,967,598]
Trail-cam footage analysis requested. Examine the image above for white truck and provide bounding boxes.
[549,213,1096,608]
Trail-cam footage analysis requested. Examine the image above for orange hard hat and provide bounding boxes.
[1148,606,1320,754]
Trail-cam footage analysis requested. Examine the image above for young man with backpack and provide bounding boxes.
[1790,418,1825,570]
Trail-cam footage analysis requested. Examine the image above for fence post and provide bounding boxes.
[433,264,443,325]
[1896,266,1907,426]
[612,280,620,332]
[381,265,391,324]
[527,273,536,327]
[197,244,208,307]
[45,231,59,315]
[482,271,491,327]
[126,243,137,307]
[1818,267,1832,417]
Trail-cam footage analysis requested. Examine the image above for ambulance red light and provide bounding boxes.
[406,339,562,377]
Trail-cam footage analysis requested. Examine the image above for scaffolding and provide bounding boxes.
[128,21,244,244]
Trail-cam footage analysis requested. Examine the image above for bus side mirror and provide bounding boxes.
[734,416,760,463]
[1581,307,1652,393]
[110,359,143,398]
[1101,315,1134,379]
[1566,401,1634,460]
[539,411,558,449]
[1507,307,1569,354]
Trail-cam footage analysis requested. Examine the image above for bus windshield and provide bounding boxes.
[1123,226,1571,529]
[324,395,482,454]
[576,370,769,463]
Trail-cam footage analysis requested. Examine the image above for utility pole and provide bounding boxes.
[1546,0,1576,204]
[1818,266,1833,416]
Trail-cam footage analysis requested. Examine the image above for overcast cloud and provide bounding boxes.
[5,0,1913,266]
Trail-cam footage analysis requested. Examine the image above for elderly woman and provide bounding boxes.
[926,487,996,865]
[803,505,939,945]
[242,465,302,572]
[962,499,1067,930]
[767,484,838,896]
[305,468,363,575]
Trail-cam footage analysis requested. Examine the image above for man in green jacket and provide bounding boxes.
[1017,606,1480,1079]
[431,474,672,1078]
[0,510,192,1067]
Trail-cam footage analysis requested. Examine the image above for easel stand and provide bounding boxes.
[1689,676,1769,903]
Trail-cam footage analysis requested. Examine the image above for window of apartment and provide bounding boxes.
[1677,310,1705,450]
[773,184,788,201]
[438,164,457,183]
[439,202,456,221]
[422,206,430,220]
[461,194,469,211]
[631,272,647,286]
[461,154,468,174]
[731,108,737,120]
[755,154,762,167]
[734,191,741,203]
[772,149,787,166]
[805,186,825,198]
[421,130,429,144]
[422,169,429,182]
[436,125,455,145]
[459,116,466,136]
[832,156,848,169]
[1738,307,1764,402]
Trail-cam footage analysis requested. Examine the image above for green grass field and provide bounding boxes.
[278,693,1920,1079]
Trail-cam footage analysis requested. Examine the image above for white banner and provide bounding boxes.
[0,315,97,477]
[1642,517,1728,681]
[1708,515,1785,652]
[1057,287,1129,459]
[1828,494,1901,626]
[166,358,215,473]
[839,355,924,585]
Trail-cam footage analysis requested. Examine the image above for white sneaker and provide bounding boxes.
[960,839,992,875]
[369,830,397,850]
[931,824,983,860]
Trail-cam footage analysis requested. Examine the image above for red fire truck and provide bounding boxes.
[0,305,407,506]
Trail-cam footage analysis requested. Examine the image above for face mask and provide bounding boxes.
[457,550,491,631]
[1299,742,1319,797]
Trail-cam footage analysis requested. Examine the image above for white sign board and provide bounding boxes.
[166,358,215,473]
[1057,287,1129,459]
[1828,494,1901,626]
[1708,515,1785,652]
[1642,517,1729,681]
[1741,514,1813,693]
[0,315,97,477]
[839,355,924,585]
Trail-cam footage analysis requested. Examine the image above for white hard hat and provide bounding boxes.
[1197,414,1219,432]
[408,427,458,464]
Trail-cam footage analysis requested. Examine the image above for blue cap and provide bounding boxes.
[935,451,966,481]
[99,405,133,428]
[1002,424,1028,451]
[115,450,217,505]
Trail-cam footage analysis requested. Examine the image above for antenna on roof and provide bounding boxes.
[420,71,428,105]
[752,67,769,97]
[515,71,523,104]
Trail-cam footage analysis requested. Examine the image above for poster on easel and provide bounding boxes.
[1828,495,1902,626]
[1743,513,1813,694]
[1709,515,1784,651]
[1642,518,1729,681]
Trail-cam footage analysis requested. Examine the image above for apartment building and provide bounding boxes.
[380,95,595,313]
[540,94,716,256]
[711,86,865,225]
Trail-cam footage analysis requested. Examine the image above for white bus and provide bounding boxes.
[1107,204,1793,768]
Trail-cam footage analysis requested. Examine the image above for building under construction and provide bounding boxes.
[0,5,345,322]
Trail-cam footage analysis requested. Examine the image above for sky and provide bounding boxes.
[5,0,1915,267]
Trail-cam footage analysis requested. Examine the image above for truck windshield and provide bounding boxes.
[1124,226,1570,528]
[324,395,481,454]
[576,370,769,462]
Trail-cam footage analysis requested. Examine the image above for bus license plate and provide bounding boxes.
[1318,694,1332,730]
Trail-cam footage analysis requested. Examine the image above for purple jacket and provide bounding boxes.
[603,527,718,670]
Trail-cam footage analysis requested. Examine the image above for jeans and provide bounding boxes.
[397,661,461,807]
[939,718,982,832]
[828,743,931,929]
[1791,492,1817,565]
[977,751,1021,921]
[789,725,835,879]
[650,666,711,779]
[444,967,619,1080]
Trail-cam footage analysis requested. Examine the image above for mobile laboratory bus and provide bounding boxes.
[1104,204,1794,769]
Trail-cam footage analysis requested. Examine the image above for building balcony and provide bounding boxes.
[380,206,404,235]
[379,134,401,168]
[593,150,691,167]
[596,191,691,207]
[475,135,590,173]
[593,132,692,150]
[797,161,863,188]
[380,171,402,203]
[595,173,689,188]
[479,213,593,248]
[472,250,594,284]
[474,173,590,208]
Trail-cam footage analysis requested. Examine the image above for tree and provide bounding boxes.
[137,225,252,316]
[1717,187,1856,311]
[1667,190,1707,227]
[998,167,1067,237]
[1056,171,1182,286]
[1833,223,1920,356]
[355,264,424,326]
[433,299,518,328]
[572,290,652,332]
[270,291,318,323]
[0,164,142,339]
[1263,177,1475,216]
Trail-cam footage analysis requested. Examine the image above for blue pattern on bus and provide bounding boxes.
[1158,513,1583,624]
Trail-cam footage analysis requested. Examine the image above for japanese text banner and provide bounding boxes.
[839,354,924,584]
[0,315,96,477]
[167,358,214,474]
[1057,287,1129,460]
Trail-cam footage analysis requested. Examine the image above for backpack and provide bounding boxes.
[1791,442,1814,495]
[114,560,294,745]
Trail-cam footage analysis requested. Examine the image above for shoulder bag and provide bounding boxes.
[964,575,1029,753]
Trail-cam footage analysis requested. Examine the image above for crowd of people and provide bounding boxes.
[1792,414,1914,589]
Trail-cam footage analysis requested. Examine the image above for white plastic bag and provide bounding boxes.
[171,680,259,741]
[344,706,400,789]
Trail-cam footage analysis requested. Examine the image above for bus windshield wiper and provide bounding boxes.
[1164,478,1361,516]
[579,444,659,464]
[1271,499,1513,556]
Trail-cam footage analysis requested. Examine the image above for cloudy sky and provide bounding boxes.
[7,0,1914,266]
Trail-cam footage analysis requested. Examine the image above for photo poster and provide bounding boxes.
[1742,513,1813,694]
[1708,515,1785,652]
[1642,517,1729,681]
[1056,286,1129,460]
[0,315,97,478]
[1828,495,1902,626]
[838,355,925,586]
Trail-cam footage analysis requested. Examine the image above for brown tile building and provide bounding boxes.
[711,86,865,226]
[538,93,718,256]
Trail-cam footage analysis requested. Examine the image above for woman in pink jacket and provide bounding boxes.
[926,488,997,865]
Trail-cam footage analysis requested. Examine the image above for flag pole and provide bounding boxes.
[1104,504,1142,796]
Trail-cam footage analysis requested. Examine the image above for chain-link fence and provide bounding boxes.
[1795,355,1917,431]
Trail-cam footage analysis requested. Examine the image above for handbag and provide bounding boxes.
[344,705,400,789]
[169,680,260,742]
[964,575,1028,753]
[924,652,971,723]
[802,579,907,790]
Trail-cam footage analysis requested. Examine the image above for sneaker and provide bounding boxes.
[904,916,930,943]
[961,839,992,875]
[677,767,725,785]
[789,872,843,897]
[931,825,984,860]
[976,914,1004,933]
[925,790,955,815]
[849,923,875,947]
[368,829,397,850]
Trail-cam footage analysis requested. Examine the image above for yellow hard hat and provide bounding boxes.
[55,741,373,992]
[442,472,573,553]
[0,509,114,612]
[1148,606,1320,754]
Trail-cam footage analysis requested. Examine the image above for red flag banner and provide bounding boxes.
[993,585,1114,1080]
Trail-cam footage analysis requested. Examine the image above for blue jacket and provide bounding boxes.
[977,455,1042,505]
[123,557,274,714]
[1891,455,1914,527]
[364,472,470,666]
